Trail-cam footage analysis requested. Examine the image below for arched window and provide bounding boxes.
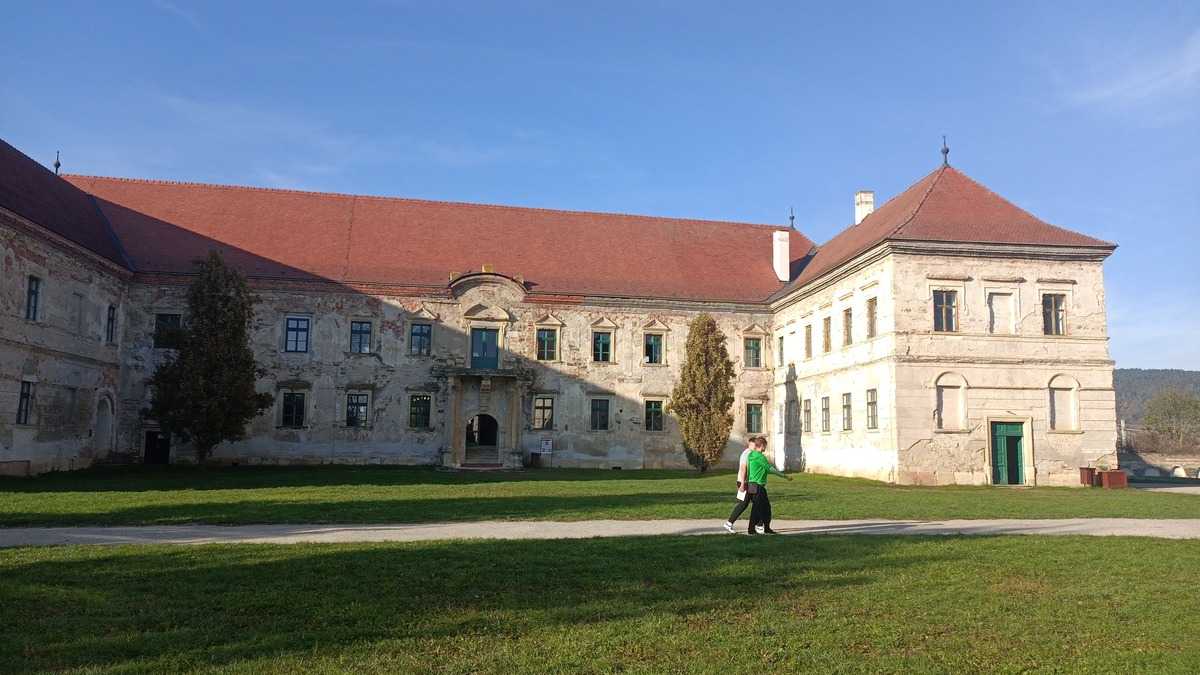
[935,372,968,431]
[1048,375,1079,431]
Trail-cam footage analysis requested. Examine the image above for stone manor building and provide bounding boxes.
[0,137,1118,484]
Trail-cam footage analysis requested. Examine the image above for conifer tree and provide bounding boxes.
[146,251,273,463]
[668,313,736,471]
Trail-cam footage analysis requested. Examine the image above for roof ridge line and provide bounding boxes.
[941,167,1117,248]
[87,194,135,271]
[63,173,795,233]
[888,165,946,240]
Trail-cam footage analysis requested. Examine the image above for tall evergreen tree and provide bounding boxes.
[146,251,273,463]
[668,313,736,471]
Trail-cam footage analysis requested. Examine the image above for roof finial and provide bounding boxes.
[941,136,949,167]
[53,151,61,176]
[788,206,795,229]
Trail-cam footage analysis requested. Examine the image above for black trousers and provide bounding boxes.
[727,487,752,524]
[748,484,771,531]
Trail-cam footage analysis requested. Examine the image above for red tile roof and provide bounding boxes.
[64,175,814,303]
[0,140,128,267]
[782,165,1115,294]
[1,133,1114,304]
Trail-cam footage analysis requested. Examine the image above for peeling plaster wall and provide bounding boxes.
[890,253,1117,486]
[120,276,774,469]
[3,197,1118,483]
[0,211,127,476]
[771,255,898,480]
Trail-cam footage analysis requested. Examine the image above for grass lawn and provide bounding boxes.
[2,535,1198,673]
[0,461,1195,526]
[0,466,1196,527]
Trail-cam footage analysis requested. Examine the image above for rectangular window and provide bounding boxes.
[936,386,961,430]
[776,335,785,366]
[16,381,33,425]
[866,389,878,430]
[350,321,372,353]
[802,399,811,433]
[1042,294,1066,336]
[409,323,432,356]
[72,293,85,334]
[24,276,40,321]
[1050,389,1071,430]
[933,290,958,332]
[866,297,877,339]
[154,313,182,348]
[743,338,762,368]
[285,317,310,353]
[533,396,555,430]
[988,292,1014,334]
[746,403,763,433]
[786,400,799,435]
[410,394,432,429]
[821,396,830,432]
[644,334,663,365]
[536,328,558,361]
[822,317,832,353]
[645,400,664,431]
[592,331,612,362]
[281,392,305,428]
[105,305,117,343]
[345,392,370,427]
[590,399,610,431]
[843,308,853,347]
[804,325,813,359]
[842,393,853,431]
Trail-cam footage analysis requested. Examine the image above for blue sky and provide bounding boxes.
[2,1,1198,368]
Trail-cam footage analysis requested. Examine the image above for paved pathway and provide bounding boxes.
[3,518,1200,547]
[1134,484,1200,496]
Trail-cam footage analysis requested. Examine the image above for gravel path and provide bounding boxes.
[3,518,1200,547]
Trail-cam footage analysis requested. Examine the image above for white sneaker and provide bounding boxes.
[723,521,735,533]
[756,525,765,534]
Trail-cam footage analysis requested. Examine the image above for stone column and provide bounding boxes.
[507,382,522,468]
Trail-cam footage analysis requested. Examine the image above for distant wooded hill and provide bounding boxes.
[1114,368,1200,426]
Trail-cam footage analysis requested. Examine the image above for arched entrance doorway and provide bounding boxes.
[94,397,113,458]
[465,414,499,465]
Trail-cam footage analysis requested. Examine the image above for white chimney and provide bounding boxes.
[854,190,875,225]
[772,230,790,282]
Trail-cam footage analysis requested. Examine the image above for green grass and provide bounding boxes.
[0,466,1196,526]
[2,536,1198,673]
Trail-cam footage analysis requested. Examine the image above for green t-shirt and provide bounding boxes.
[746,451,784,484]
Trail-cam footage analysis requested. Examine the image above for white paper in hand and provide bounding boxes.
[736,489,747,501]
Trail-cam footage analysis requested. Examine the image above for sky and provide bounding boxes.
[2,1,1198,368]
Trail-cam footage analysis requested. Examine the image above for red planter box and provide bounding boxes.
[1098,470,1127,489]
[1079,467,1097,486]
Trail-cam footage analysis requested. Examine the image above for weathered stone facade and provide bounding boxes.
[770,242,1117,486]
[119,272,775,470]
[0,139,1120,484]
[0,210,128,475]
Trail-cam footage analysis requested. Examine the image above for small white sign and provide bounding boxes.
[540,438,553,452]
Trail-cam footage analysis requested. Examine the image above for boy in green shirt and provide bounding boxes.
[745,438,790,535]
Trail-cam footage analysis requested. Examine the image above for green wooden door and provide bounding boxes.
[991,422,1024,485]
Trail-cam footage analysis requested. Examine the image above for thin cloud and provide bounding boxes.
[151,0,202,30]
[144,92,555,189]
[1070,29,1200,107]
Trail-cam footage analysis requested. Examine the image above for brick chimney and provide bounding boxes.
[772,230,790,282]
[854,190,875,225]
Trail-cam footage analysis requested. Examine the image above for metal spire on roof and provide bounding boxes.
[788,206,795,229]
[53,151,61,176]
[941,136,950,166]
